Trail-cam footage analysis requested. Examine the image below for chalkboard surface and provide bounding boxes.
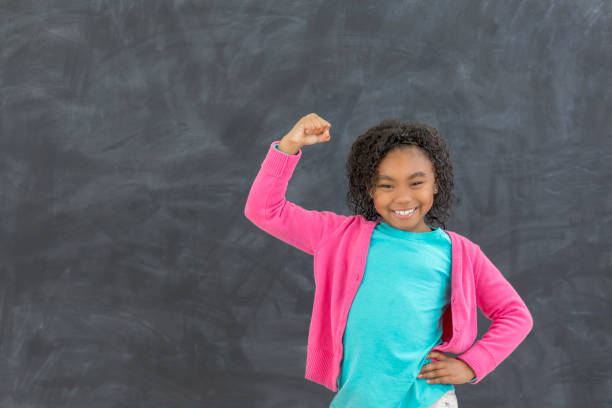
[1,1,611,407]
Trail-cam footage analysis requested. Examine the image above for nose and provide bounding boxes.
[392,185,416,203]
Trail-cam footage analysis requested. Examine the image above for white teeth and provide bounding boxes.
[393,208,416,215]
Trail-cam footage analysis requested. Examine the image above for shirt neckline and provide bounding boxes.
[376,220,443,240]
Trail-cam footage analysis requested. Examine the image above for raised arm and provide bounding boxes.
[455,245,534,383]
[244,114,349,256]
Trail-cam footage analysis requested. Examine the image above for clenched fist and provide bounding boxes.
[277,113,332,154]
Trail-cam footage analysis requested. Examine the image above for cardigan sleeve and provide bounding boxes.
[455,245,534,384]
[244,140,349,256]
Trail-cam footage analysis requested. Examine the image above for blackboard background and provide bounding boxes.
[1,1,611,407]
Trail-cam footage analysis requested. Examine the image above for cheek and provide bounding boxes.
[372,198,386,210]
[374,193,388,203]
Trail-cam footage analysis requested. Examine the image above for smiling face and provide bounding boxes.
[369,145,438,233]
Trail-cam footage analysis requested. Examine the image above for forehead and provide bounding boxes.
[376,146,434,176]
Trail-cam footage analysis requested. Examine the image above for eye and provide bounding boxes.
[379,184,392,188]
[412,182,423,186]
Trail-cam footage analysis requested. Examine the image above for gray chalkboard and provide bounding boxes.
[1,1,611,407]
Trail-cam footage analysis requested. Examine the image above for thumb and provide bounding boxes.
[306,129,330,145]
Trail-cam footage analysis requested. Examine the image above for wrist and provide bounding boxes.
[277,139,301,155]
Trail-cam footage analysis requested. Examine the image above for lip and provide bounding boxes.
[391,207,418,219]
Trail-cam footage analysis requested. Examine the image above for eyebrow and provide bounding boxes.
[376,172,427,181]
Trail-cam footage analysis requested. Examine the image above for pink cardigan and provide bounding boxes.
[244,140,534,392]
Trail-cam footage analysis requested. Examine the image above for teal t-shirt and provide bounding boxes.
[329,221,464,408]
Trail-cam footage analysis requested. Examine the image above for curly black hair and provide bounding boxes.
[345,119,458,229]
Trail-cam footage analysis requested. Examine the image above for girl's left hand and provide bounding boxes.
[417,351,476,384]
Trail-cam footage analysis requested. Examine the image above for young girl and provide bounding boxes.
[244,113,533,407]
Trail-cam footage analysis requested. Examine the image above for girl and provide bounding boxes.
[244,113,533,407]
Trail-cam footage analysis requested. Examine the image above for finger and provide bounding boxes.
[426,375,452,384]
[419,361,441,374]
[303,118,315,135]
[310,117,320,132]
[311,117,324,133]
[421,369,443,381]
[419,365,442,377]
[318,120,331,131]
[311,118,328,134]
[427,351,446,359]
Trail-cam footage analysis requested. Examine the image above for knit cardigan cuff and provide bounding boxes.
[455,341,497,384]
[260,140,302,178]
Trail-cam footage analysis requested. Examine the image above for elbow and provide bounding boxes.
[244,202,253,221]
[244,199,265,226]
[525,308,534,334]
[512,292,535,336]
[500,300,534,339]
[515,303,534,339]
[244,203,257,224]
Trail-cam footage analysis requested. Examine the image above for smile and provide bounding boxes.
[392,207,417,218]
